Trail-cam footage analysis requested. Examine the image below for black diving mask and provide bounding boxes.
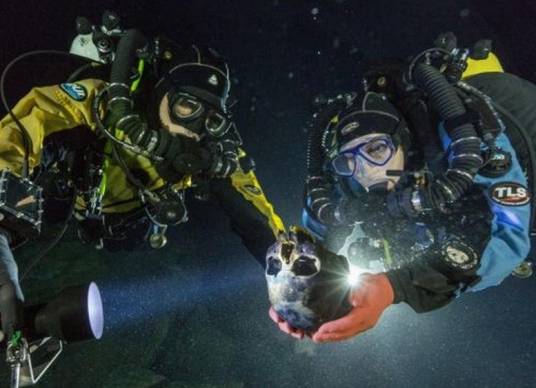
[168,92,230,138]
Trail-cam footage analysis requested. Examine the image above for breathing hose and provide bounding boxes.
[304,97,350,225]
[389,63,483,216]
[105,29,161,155]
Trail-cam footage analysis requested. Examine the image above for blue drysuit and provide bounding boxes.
[304,72,535,313]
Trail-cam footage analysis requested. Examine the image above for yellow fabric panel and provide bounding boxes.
[101,150,163,213]
[0,78,173,214]
[0,80,280,231]
[94,149,191,214]
[230,165,285,237]
[462,52,504,79]
[0,79,105,173]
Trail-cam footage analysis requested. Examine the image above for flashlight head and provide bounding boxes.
[31,282,104,342]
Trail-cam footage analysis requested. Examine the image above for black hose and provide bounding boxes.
[1,50,102,178]
[304,99,349,225]
[106,29,159,152]
[19,221,70,282]
[19,194,76,282]
[110,29,147,86]
[2,50,77,177]
[67,61,102,83]
[411,63,482,212]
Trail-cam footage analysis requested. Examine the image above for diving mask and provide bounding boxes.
[168,92,230,138]
[332,135,396,177]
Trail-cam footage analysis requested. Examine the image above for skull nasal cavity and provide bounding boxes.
[281,242,295,263]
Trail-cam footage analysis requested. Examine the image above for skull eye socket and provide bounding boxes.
[266,257,282,276]
[292,256,319,276]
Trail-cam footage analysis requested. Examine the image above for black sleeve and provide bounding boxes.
[386,73,536,313]
[465,72,536,137]
[209,177,280,267]
[385,196,490,313]
[386,252,484,313]
[466,72,536,179]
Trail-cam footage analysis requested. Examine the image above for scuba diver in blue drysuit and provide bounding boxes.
[271,34,536,342]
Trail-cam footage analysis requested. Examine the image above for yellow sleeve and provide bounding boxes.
[229,162,286,237]
[0,79,105,174]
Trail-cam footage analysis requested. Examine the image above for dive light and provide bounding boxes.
[3,282,104,388]
[21,282,104,342]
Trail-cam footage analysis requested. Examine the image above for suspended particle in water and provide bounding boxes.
[333,37,341,49]
[288,72,295,79]
[460,8,471,18]
[311,7,320,16]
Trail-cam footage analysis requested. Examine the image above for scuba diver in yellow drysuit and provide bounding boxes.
[0,18,284,342]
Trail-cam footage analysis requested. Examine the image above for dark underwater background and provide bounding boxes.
[1,1,536,387]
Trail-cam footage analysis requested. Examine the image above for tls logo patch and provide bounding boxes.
[490,182,530,206]
[60,83,88,101]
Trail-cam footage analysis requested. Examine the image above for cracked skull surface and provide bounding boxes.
[265,229,352,331]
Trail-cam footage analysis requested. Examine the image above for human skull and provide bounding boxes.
[265,229,352,332]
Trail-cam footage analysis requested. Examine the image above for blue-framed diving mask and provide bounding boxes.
[331,135,396,177]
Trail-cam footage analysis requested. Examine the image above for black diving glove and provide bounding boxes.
[206,140,240,178]
[386,188,419,218]
[156,129,213,182]
[0,229,24,340]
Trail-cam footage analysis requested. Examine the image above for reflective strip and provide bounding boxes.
[436,179,456,201]
[311,196,330,208]
[116,114,140,129]
[108,82,130,91]
[450,136,481,148]
[221,139,237,146]
[133,126,147,145]
[317,202,334,222]
[411,190,424,213]
[108,96,133,108]
[146,133,159,153]
[447,169,474,181]
[308,187,329,195]
[213,158,224,174]
[222,162,232,177]
[452,153,484,163]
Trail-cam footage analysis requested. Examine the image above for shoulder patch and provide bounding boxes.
[60,83,88,101]
[341,121,360,135]
[441,239,478,271]
[490,182,530,207]
[208,74,219,86]
[244,184,262,196]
